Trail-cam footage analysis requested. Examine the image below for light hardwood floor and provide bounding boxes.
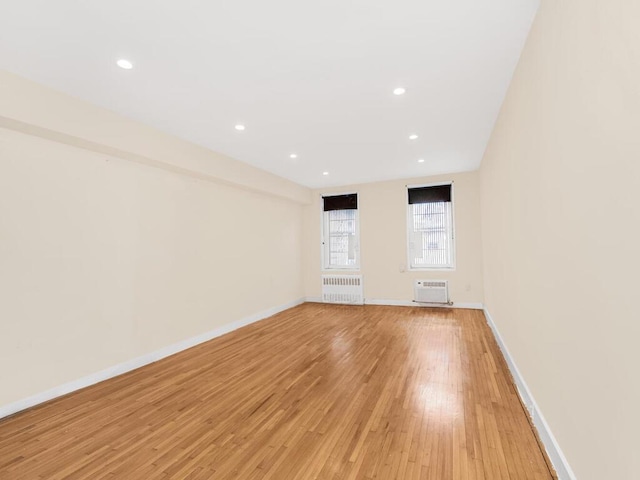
[0,304,554,479]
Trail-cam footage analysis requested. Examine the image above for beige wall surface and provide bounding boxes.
[0,127,305,407]
[480,0,640,478]
[303,172,484,305]
[0,71,310,205]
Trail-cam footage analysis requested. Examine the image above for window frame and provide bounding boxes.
[320,191,361,271]
[406,181,456,271]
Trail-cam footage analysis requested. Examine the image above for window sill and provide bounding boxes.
[322,269,361,273]
[408,267,456,272]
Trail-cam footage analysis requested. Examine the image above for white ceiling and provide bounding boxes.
[0,0,539,188]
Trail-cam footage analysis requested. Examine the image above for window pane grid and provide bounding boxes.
[326,209,357,268]
[410,202,453,267]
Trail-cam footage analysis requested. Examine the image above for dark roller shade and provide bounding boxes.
[408,184,451,204]
[323,193,358,211]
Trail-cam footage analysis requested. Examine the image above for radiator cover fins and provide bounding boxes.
[322,275,364,305]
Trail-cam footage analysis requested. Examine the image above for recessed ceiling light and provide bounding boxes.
[116,59,133,70]
[417,158,425,163]
[393,87,406,95]
[235,124,246,131]
[290,154,298,159]
[322,171,329,176]
[409,134,419,140]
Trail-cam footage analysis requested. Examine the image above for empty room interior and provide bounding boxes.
[1,0,638,479]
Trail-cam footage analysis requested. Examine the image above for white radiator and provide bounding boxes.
[414,280,450,304]
[322,275,364,305]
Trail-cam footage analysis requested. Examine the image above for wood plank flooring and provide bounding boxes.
[0,304,554,479]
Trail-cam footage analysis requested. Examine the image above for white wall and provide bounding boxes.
[0,74,309,408]
[303,172,484,305]
[480,0,640,478]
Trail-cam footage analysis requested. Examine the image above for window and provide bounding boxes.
[407,183,455,269]
[322,193,360,269]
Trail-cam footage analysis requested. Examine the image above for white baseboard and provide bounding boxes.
[304,296,483,310]
[483,308,576,480]
[0,298,305,420]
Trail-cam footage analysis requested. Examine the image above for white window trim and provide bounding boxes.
[406,181,456,271]
[320,191,361,271]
